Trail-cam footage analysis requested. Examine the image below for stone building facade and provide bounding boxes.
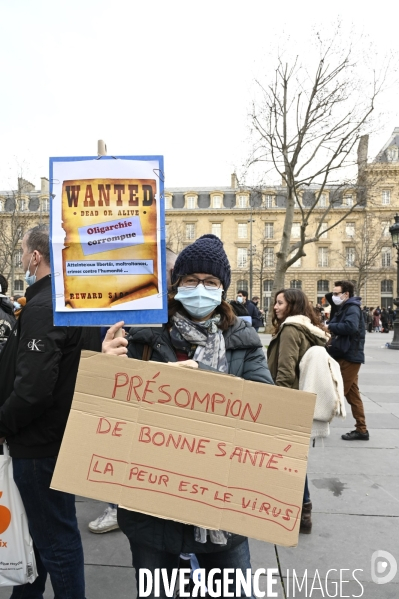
[0,130,398,308]
[165,130,399,310]
[0,177,50,296]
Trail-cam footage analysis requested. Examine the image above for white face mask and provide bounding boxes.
[332,294,346,306]
[236,296,244,303]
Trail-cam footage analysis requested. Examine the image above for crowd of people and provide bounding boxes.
[362,305,396,333]
[0,228,376,598]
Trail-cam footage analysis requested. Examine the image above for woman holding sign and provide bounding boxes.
[267,288,329,534]
[103,234,273,599]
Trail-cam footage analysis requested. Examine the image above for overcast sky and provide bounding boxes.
[0,0,398,191]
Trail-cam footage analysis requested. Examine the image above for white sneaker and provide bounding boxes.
[88,507,119,533]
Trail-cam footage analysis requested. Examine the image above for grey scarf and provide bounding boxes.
[170,313,230,545]
[171,313,228,373]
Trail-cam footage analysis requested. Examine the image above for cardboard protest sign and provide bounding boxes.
[49,156,167,326]
[51,352,316,547]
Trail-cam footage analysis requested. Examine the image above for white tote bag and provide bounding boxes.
[0,445,37,586]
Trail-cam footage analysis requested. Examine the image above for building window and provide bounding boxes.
[317,280,329,293]
[318,193,328,208]
[41,198,50,212]
[238,195,248,208]
[345,247,356,267]
[236,279,248,293]
[185,224,196,240]
[319,222,328,239]
[14,279,24,292]
[386,146,398,161]
[344,194,354,208]
[346,222,355,238]
[264,247,274,267]
[290,280,302,289]
[264,195,274,208]
[318,247,329,267]
[381,247,391,267]
[165,196,172,210]
[14,250,22,267]
[186,196,196,209]
[0,200,4,212]
[381,279,393,308]
[213,195,222,209]
[211,223,221,238]
[289,251,301,267]
[263,279,274,310]
[18,199,27,211]
[264,223,274,239]
[238,223,248,239]
[381,221,390,237]
[382,190,391,205]
[291,223,300,239]
[381,280,393,293]
[237,248,248,268]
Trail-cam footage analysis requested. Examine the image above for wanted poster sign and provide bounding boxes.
[49,156,167,326]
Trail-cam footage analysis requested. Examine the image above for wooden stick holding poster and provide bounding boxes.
[49,156,167,326]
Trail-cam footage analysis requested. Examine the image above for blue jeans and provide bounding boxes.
[129,539,254,598]
[10,457,86,599]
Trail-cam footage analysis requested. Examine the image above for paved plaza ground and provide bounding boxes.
[1,332,398,598]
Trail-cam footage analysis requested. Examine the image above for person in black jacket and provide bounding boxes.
[0,274,16,354]
[325,280,369,441]
[236,290,263,331]
[103,234,273,599]
[0,225,86,598]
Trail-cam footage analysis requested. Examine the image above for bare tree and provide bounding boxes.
[247,34,386,328]
[251,218,280,308]
[0,178,36,290]
[334,211,394,299]
[165,221,186,254]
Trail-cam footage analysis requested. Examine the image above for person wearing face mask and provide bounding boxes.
[325,281,368,441]
[102,234,274,599]
[0,225,86,598]
[236,290,263,331]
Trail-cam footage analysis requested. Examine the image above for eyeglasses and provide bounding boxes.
[180,275,222,290]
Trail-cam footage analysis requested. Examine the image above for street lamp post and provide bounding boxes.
[388,214,399,350]
[248,207,256,299]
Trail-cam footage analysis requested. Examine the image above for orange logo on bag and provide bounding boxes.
[0,492,11,534]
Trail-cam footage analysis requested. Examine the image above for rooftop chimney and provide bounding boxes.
[41,177,49,194]
[18,177,35,193]
[231,173,238,189]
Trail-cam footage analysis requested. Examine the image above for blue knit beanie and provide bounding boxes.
[171,234,231,291]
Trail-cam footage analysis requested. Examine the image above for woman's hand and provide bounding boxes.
[167,360,198,369]
[102,321,128,357]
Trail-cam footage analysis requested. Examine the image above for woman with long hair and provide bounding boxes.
[103,234,273,598]
[267,288,329,534]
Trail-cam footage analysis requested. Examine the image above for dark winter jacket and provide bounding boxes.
[327,297,365,364]
[381,310,389,327]
[118,317,273,554]
[0,275,83,457]
[245,300,263,328]
[0,297,16,354]
[267,315,328,389]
